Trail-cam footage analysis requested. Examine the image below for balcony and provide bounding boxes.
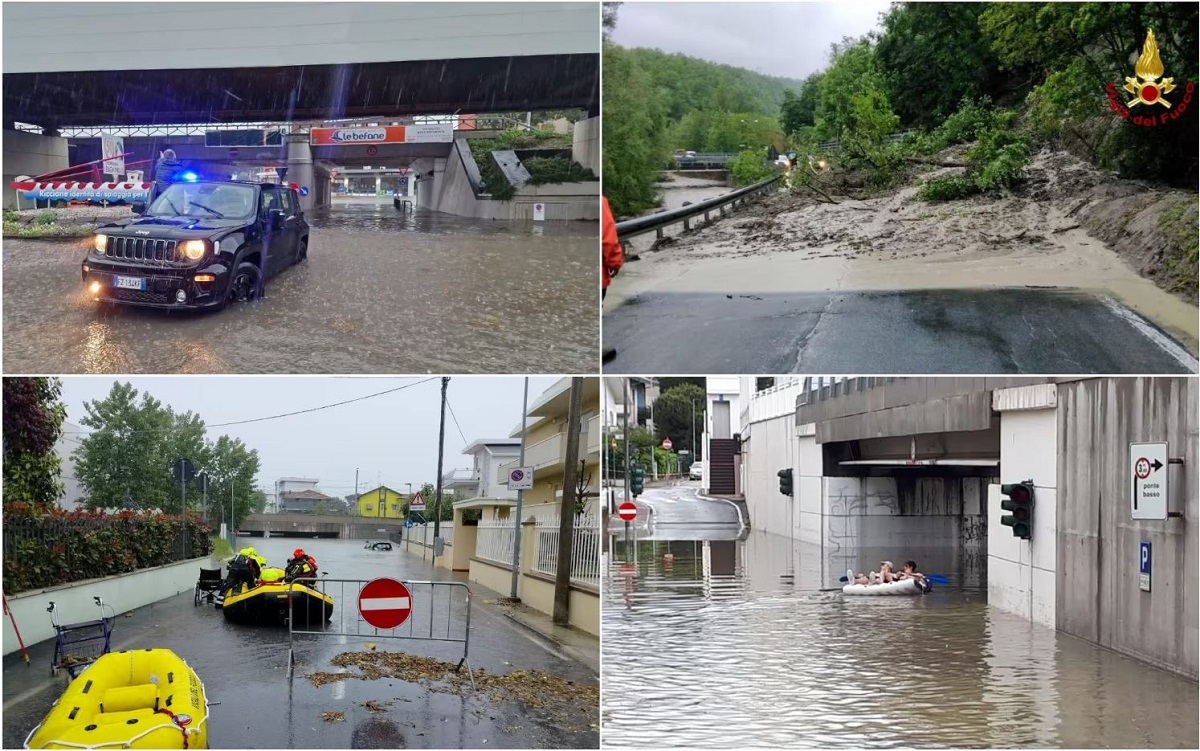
[499,418,602,485]
[442,467,480,486]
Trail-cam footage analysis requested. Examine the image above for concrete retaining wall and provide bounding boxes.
[571,116,599,173]
[743,410,798,533]
[1056,377,1197,680]
[437,137,599,220]
[3,557,207,654]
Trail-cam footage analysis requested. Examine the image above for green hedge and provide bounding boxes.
[2,502,212,595]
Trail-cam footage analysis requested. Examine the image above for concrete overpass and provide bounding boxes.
[238,512,407,540]
[3,2,599,214]
[743,376,1197,680]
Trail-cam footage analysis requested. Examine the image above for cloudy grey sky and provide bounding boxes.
[58,376,560,499]
[610,1,893,80]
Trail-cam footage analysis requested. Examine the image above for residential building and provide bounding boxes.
[703,377,741,495]
[355,485,407,519]
[278,488,337,514]
[496,378,601,507]
[442,439,521,500]
[272,478,319,512]
[629,377,659,431]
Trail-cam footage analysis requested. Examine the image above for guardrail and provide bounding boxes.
[615,174,780,242]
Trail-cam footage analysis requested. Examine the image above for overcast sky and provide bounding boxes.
[610,1,893,80]
[58,376,560,499]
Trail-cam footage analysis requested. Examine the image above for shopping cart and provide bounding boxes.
[48,597,115,678]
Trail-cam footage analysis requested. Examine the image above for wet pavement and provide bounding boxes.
[603,288,1198,374]
[4,538,598,749]
[602,525,1200,748]
[3,202,598,374]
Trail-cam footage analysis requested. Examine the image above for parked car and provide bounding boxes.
[83,179,309,310]
[689,461,705,481]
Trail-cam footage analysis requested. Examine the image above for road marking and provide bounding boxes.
[1101,297,1198,372]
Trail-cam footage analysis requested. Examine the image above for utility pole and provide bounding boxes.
[432,377,449,561]
[623,379,631,506]
[355,468,359,505]
[509,377,530,600]
[554,377,584,626]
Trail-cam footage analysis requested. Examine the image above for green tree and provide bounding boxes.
[729,149,776,186]
[205,434,261,529]
[602,2,621,41]
[75,382,175,511]
[2,377,66,507]
[652,384,706,460]
[602,43,671,216]
[414,482,455,522]
[814,37,889,142]
[875,3,1009,129]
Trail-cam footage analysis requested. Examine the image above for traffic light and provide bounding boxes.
[778,468,794,497]
[1000,480,1034,539]
[630,465,645,497]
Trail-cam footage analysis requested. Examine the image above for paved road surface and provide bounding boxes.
[627,482,744,528]
[3,539,597,749]
[603,288,1197,374]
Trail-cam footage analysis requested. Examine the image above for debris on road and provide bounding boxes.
[320,712,345,722]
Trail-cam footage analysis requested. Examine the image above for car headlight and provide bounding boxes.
[181,240,206,261]
[93,233,108,253]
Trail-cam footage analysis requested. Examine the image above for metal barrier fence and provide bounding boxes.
[533,516,601,588]
[615,174,780,242]
[287,578,474,689]
[475,520,517,564]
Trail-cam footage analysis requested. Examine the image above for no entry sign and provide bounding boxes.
[617,501,638,522]
[358,577,412,630]
[662,438,673,450]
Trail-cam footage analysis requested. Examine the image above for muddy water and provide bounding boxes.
[2,203,598,374]
[602,530,1199,748]
[609,181,1198,351]
[620,175,733,257]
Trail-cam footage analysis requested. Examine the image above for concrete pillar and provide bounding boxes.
[572,116,600,173]
[285,133,315,211]
[375,175,381,196]
[430,157,447,212]
[989,384,1059,629]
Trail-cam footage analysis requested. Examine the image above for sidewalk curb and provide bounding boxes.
[498,609,599,677]
[695,491,748,529]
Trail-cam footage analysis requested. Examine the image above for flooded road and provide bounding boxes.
[602,529,1199,748]
[619,175,732,258]
[3,203,598,374]
[3,538,598,749]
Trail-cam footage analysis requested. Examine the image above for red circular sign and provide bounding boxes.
[358,577,412,630]
[366,145,378,157]
[1135,457,1152,480]
[618,501,638,522]
[662,438,673,450]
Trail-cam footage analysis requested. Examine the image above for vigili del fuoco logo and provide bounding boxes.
[1106,29,1194,126]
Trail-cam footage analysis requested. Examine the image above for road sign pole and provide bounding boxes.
[433,377,449,561]
[509,377,530,600]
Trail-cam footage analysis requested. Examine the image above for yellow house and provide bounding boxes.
[355,486,407,519]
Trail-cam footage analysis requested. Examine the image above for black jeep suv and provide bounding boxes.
[83,180,309,310]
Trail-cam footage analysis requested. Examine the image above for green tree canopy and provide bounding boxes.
[652,384,706,459]
[2,377,66,508]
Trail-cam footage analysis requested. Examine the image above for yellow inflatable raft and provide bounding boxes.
[25,648,208,750]
[221,568,333,627]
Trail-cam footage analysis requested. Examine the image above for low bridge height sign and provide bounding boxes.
[1130,442,1168,520]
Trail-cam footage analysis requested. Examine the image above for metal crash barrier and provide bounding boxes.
[287,578,474,689]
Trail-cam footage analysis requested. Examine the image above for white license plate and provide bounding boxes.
[113,276,146,290]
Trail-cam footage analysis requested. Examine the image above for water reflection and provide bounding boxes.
[602,529,1198,748]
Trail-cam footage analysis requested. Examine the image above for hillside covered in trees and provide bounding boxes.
[604,1,1199,227]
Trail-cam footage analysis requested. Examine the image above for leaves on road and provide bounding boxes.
[320,711,345,722]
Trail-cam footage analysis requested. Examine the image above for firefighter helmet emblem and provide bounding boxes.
[1124,29,1176,108]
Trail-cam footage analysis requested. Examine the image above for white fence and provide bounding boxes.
[409,521,454,547]
[533,513,600,589]
[475,519,516,565]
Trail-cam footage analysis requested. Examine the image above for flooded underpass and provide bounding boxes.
[3,538,598,749]
[601,528,1199,748]
[2,202,598,374]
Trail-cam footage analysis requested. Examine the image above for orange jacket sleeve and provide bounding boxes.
[602,196,624,287]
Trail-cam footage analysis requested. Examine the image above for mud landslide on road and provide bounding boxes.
[628,148,1197,346]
